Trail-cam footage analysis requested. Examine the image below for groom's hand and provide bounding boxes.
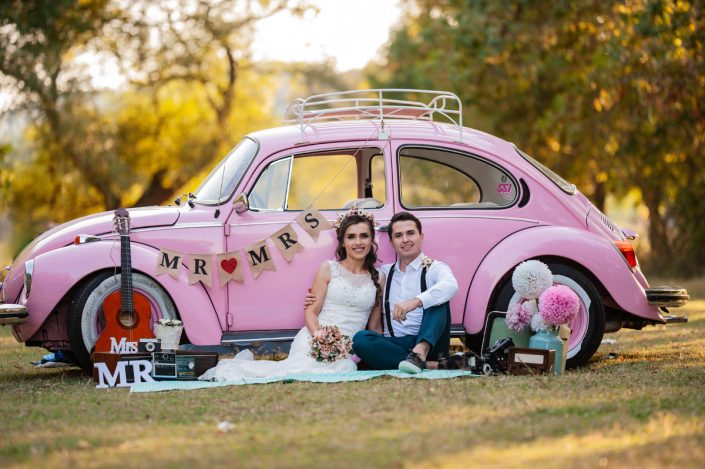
[393,298,422,322]
[304,288,316,307]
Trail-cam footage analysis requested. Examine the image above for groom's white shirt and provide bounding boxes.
[381,252,458,337]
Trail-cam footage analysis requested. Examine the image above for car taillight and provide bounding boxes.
[613,240,637,268]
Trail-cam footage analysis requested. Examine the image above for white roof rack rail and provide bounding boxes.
[282,89,464,142]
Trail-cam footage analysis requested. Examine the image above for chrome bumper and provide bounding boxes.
[0,303,28,325]
[646,286,689,307]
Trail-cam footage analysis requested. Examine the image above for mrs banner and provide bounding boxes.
[155,208,331,285]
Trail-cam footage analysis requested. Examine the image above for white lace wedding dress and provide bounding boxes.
[199,260,376,381]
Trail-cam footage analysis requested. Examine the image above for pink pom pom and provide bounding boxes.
[539,285,580,326]
[506,301,535,332]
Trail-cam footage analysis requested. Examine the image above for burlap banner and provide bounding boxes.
[187,254,213,288]
[155,248,182,279]
[154,208,335,286]
[295,208,332,241]
[217,251,244,286]
[245,240,277,278]
[270,223,305,262]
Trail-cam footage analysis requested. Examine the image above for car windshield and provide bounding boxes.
[516,147,576,195]
[194,137,259,204]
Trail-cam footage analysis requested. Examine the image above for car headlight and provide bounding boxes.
[24,260,34,299]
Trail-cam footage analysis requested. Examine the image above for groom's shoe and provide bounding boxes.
[399,352,426,374]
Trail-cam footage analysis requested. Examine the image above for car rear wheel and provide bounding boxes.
[491,263,605,368]
[68,271,178,372]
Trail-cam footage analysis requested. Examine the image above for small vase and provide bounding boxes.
[155,324,183,351]
[529,328,564,375]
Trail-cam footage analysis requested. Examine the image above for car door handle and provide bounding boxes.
[374,225,389,232]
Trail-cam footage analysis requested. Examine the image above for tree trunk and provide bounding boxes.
[642,186,672,272]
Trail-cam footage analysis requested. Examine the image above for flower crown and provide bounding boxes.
[332,206,375,230]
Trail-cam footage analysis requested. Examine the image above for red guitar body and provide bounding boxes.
[94,290,154,353]
[94,208,155,354]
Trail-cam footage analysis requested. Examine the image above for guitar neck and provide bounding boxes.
[120,233,133,313]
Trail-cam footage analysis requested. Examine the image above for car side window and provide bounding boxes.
[249,157,292,211]
[369,155,386,205]
[398,146,517,208]
[287,154,358,210]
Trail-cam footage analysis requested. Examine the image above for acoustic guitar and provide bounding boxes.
[94,208,154,353]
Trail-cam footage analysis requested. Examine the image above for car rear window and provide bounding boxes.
[516,147,576,195]
[398,146,517,209]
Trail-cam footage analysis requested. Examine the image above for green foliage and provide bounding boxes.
[0,0,312,254]
[376,0,705,276]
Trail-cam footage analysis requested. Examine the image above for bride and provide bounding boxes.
[199,209,382,381]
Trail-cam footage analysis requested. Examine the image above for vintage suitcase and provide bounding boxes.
[151,351,219,380]
[481,311,532,353]
[507,347,555,375]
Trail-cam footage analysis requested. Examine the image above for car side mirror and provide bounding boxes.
[232,193,249,214]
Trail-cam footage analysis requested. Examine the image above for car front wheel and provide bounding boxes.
[68,271,178,372]
[492,263,605,368]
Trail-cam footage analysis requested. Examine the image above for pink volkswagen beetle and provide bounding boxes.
[0,90,689,371]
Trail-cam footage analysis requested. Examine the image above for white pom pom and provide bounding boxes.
[512,260,553,299]
[531,313,551,332]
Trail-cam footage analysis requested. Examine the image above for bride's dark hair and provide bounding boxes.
[335,214,381,306]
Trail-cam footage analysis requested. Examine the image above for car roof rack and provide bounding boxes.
[282,89,464,142]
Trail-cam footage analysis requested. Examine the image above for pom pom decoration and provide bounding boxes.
[506,300,536,332]
[505,261,581,333]
[531,312,551,332]
[539,285,580,326]
[511,260,553,299]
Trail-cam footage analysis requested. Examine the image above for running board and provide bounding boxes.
[222,325,468,346]
[221,330,300,346]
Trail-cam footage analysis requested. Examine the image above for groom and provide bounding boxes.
[353,211,458,373]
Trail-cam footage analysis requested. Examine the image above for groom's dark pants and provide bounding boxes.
[353,303,451,370]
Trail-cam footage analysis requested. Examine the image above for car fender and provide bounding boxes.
[463,226,662,334]
[14,241,222,345]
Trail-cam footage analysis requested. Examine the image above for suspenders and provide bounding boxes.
[383,264,428,337]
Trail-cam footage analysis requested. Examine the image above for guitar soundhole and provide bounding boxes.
[118,310,138,329]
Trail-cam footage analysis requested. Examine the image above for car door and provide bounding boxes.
[226,141,395,332]
[391,142,538,326]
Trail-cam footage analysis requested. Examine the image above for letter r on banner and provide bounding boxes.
[271,224,304,262]
[187,254,213,288]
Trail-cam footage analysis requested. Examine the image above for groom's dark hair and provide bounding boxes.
[388,211,423,235]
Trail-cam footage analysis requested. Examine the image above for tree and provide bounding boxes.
[0,0,311,251]
[375,0,705,275]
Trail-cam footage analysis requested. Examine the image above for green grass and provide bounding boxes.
[1,285,704,468]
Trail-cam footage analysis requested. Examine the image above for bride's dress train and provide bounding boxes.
[199,260,375,381]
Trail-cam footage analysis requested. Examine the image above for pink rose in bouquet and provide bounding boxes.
[309,325,352,362]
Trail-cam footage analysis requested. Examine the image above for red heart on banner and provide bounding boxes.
[221,258,238,274]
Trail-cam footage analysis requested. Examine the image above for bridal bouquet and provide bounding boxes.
[309,325,353,363]
[506,260,580,332]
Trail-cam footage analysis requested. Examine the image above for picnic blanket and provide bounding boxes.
[130,369,479,393]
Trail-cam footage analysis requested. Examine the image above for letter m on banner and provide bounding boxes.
[245,240,276,278]
[156,249,182,279]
